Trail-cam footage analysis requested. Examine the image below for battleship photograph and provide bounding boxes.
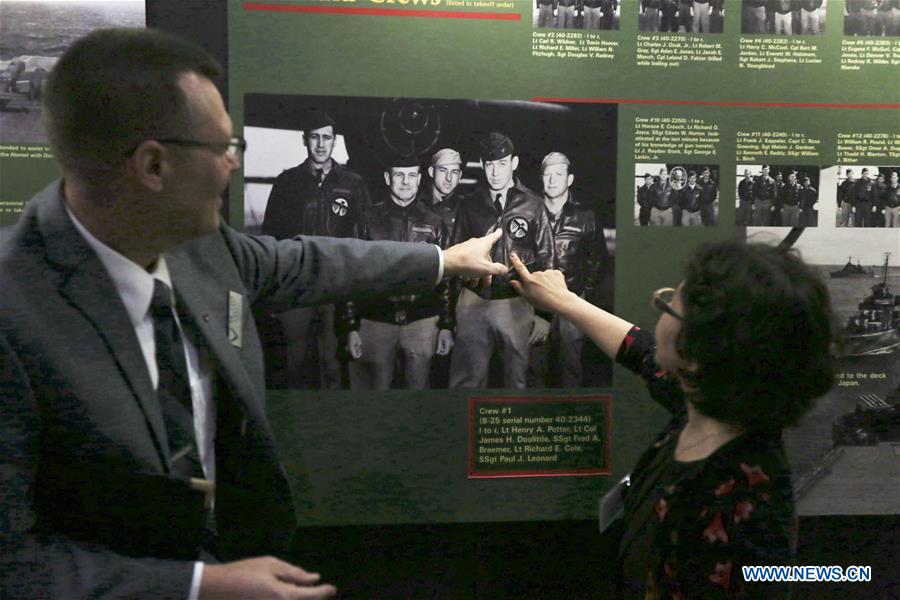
[754,227,900,515]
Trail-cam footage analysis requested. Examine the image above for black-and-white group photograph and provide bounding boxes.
[634,163,719,226]
[244,94,617,391]
[0,0,145,145]
[736,164,821,227]
[844,0,900,36]
[835,165,900,228]
[740,0,827,35]
[534,0,620,30]
[639,0,725,33]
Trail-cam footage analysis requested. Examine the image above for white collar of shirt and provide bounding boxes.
[64,203,171,326]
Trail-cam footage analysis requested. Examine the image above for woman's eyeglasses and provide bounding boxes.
[651,287,683,320]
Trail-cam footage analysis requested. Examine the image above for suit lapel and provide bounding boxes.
[166,251,264,428]
[37,184,171,467]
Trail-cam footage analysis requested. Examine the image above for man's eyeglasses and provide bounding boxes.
[157,136,247,159]
[651,287,683,321]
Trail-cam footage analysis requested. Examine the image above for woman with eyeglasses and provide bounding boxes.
[509,240,835,598]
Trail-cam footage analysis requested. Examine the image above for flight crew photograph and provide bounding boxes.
[0,28,510,599]
[634,163,717,226]
[835,165,900,227]
[348,155,453,391]
[638,0,725,32]
[532,0,619,29]
[527,152,611,388]
[737,164,821,227]
[245,94,617,390]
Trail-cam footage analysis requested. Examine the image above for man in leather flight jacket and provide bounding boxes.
[349,155,454,389]
[261,111,370,388]
[533,152,608,387]
[450,132,555,388]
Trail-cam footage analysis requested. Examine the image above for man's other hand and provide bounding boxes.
[200,556,337,599]
[443,230,508,288]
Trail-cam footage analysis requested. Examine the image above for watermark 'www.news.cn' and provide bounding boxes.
[742,565,872,583]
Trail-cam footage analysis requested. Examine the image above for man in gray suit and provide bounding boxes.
[0,29,505,599]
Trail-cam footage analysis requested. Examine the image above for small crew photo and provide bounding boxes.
[634,163,719,226]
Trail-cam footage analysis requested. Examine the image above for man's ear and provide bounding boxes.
[511,155,519,171]
[128,140,167,193]
[428,166,435,179]
[567,173,575,188]
[384,171,391,187]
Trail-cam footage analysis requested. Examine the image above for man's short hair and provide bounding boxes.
[43,28,222,180]
[540,152,570,174]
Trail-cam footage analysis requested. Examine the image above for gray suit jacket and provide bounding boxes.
[0,181,440,598]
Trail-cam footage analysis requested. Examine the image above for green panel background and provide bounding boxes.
[227,0,899,526]
[1,0,896,527]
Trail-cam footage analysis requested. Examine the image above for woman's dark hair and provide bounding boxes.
[677,240,836,432]
[43,28,222,180]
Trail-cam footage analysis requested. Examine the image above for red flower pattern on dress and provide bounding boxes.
[708,561,733,589]
[624,333,636,350]
[655,497,669,521]
[664,562,675,580]
[715,478,736,497]
[703,512,729,543]
[740,463,771,489]
[734,500,754,523]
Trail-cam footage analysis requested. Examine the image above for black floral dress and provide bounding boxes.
[617,326,795,599]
